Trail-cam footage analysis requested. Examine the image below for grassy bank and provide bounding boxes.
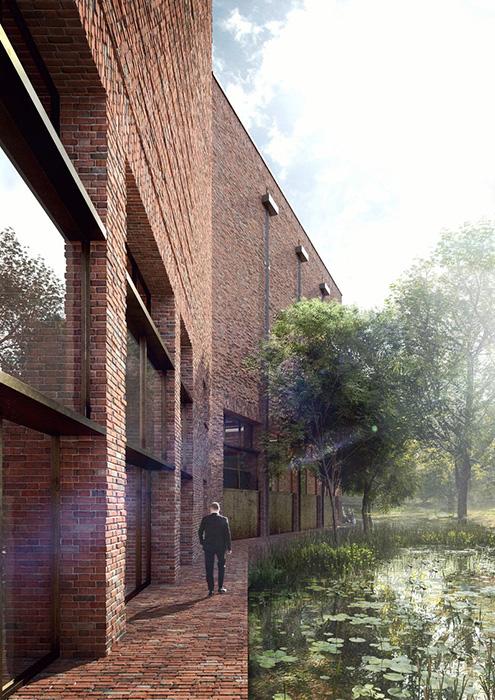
[249,520,495,590]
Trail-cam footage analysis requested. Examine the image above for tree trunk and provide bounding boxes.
[362,487,371,533]
[456,465,469,522]
[328,486,339,545]
[322,466,339,545]
[454,454,470,522]
[456,356,474,523]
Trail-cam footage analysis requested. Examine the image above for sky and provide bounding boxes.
[213,0,495,307]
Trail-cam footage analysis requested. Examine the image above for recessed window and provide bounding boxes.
[125,327,165,459]
[319,282,331,297]
[0,144,83,412]
[223,413,258,490]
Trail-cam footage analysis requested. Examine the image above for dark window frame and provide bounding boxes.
[223,412,259,491]
[126,246,152,312]
[124,464,152,604]
[125,271,191,469]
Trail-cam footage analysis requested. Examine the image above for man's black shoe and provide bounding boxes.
[208,590,214,597]
[218,587,227,594]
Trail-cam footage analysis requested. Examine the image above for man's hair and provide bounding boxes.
[210,501,220,512]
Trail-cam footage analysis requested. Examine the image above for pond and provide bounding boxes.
[249,547,495,699]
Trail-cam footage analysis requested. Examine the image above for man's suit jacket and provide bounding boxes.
[198,513,232,552]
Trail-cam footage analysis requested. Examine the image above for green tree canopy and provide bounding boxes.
[262,299,412,536]
[0,226,64,376]
[388,221,495,520]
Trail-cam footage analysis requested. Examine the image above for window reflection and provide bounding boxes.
[2,421,57,687]
[0,146,81,410]
[124,464,151,600]
[145,354,163,457]
[223,414,258,490]
[126,330,141,446]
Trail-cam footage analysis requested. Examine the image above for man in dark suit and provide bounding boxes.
[198,502,232,596]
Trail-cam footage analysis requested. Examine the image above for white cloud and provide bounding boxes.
[219,0,495,307]
[222,8,263,43]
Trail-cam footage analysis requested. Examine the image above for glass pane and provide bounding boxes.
[240,452,258,489]
[141,470,151,586]
[223,469,238,489]
[3,421,55,685]
[223,447,258,490]
[241,423,253,449]
[0,146,81,411]
[145,355,163,457]
[239,471,251,489]
[126,330,141,446]
[125,464,139,597]
[224,416,240,446]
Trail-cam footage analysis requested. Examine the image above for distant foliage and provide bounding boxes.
[0,227,64,375]
[389,221,495,521]
[249,520,495,589]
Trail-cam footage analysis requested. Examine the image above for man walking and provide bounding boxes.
[198,502,232,596]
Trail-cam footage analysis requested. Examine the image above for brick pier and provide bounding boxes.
[12,547,249,700]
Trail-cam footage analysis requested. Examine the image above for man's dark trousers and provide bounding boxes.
[203,545,226,592]
[198,512,232,592]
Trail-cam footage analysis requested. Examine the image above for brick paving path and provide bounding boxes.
[12,546,249,700]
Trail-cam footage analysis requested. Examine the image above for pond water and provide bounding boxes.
[249,547,495,699]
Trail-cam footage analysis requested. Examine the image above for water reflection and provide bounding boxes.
[250,547,495,699]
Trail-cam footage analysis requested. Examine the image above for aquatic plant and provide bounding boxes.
[249,523,495,699]
[249,520,495,589]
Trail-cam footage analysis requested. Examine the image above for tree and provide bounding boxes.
[339,310,415,531]
[262,300,411,538]
[402,442,456,513]
[263,300,365,541]
[0,227,64,375]
[389,222,495,521]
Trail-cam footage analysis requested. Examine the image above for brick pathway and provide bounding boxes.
[12,547,249,700]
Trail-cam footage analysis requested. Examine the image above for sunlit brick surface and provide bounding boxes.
[12,548,248,700]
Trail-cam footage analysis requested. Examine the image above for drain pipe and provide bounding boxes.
[261,191,278,538]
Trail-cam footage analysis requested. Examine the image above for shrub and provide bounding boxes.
[249,519,495,590]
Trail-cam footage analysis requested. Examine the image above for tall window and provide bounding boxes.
[223,413,258,490]
[0,145,83,412]
[0,12,106,697]
[124,260,167,602]
[2,422,59,693]
[125,328,165,458]
[124,465,151,601]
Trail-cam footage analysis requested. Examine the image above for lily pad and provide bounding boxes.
[383,673,405,682]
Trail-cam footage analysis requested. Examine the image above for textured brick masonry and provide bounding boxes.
[2,0,341,686]
[12,547,249,700]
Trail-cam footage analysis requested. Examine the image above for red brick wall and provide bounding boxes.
[212,78,341,427]
[2,0,343,667]
[212,79,341,530]
[3,424,54,679]
[3,0,212,659]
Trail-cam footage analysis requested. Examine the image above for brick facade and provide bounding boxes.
[0,0,341,687]
[211,78,341,537]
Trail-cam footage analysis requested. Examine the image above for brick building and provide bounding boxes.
[211,79,341,540]
[0,1,340,695]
